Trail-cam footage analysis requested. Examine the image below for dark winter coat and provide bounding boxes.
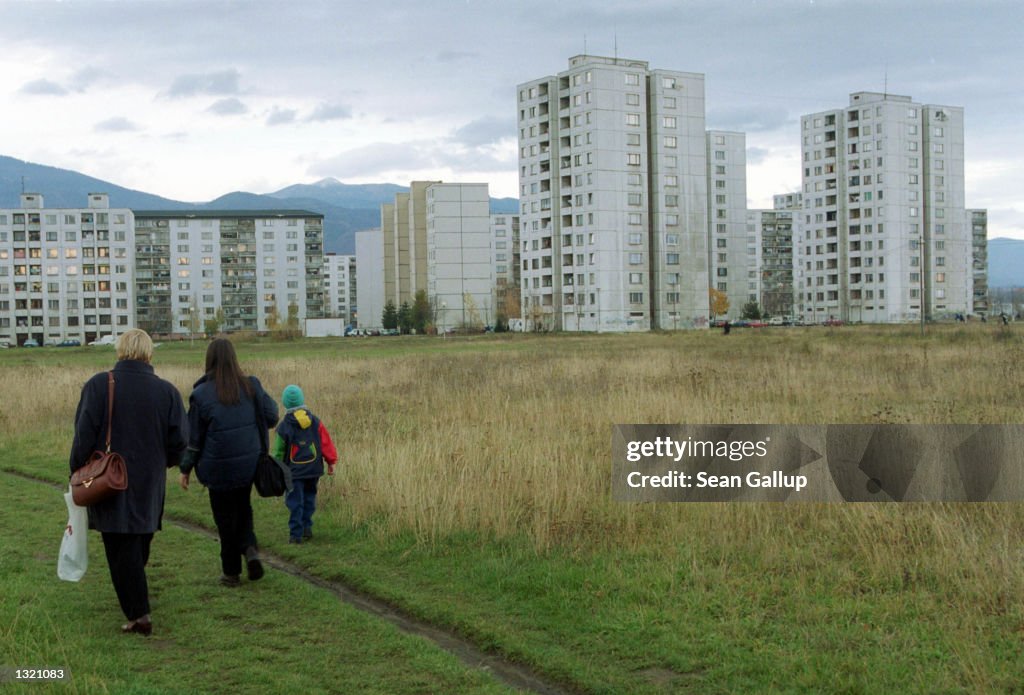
[69,360,188,534]
[179,374,278,491]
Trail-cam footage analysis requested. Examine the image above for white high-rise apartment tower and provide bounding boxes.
[517,55,709,331]
[706,131,748,318]
[798,92,970,323]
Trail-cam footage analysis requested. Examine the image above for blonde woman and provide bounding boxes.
[69,329,188,636]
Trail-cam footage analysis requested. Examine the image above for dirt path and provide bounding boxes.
[11,470,572,695]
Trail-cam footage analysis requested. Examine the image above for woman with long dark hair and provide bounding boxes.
[179,339,278,586]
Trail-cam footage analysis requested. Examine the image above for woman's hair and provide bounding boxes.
[204,338,253,405]
[116,329,154,363]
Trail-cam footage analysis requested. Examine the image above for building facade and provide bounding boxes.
[491,213,521,320]
[323,253,356,324]
[707,131,748,318]
[798,91,971,323]
[0,193,134,346]
[968,209,988,315]
[355,229,385,329]
[133,209,324,335]
[427,183,493,329]
[517,55,709,332]
[747,209,795,318]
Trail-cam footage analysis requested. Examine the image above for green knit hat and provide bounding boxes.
[282,384,304,409]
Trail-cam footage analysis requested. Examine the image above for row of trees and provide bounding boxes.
[382,290,434,333]
[381,286,525,334]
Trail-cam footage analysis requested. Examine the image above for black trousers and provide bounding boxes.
[208,485,257,576]
[101,532,154,621]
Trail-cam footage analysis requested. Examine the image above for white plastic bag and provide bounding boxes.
[57,487,88,582]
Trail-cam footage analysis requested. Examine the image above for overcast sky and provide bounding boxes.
[1,0,1021,237]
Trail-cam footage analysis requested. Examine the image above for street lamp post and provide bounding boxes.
[441,301,447,340]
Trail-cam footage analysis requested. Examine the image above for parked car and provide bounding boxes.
[58,339,82,347]
[823,318,844,327]
[89,334,116,346]
[22,339,40,348]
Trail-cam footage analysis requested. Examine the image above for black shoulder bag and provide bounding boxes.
[251,387,292,497]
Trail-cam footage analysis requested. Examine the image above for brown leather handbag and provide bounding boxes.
[70,372,128,506]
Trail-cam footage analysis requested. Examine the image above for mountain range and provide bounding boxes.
[0,155,518,254]
[1,154,1022,287]
[987,238,1024,289]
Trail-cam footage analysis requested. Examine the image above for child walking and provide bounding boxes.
[273,384,338,544]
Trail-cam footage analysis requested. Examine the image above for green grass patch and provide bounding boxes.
[5,431,1023,693]
[0,468,509,695]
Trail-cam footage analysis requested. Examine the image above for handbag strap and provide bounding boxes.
[105,371,115,454]
[250,382,269,455]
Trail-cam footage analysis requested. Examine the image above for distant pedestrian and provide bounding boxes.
[274,385,338,544]
[723,320,731,335]
[1001,313,1009,326]
[69,329,188,636]
[179,339,278,587]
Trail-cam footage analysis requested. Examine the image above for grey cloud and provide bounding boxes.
[707,105,793,133]
[306,103,352,122]
[71,66,104,91]
[19,79,68,96]
[166,69,241,98]
[308,142,434,178]
[94,117,141,132]
[746,147,771,166]
[437,50,479,62]
[207,97,248,116]
[308,138,512,180]
[266,107,297,126]
[449,116,515,147]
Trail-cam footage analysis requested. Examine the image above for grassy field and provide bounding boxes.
[2,325,1024,693]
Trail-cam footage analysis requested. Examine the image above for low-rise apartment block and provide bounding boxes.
[0,193,134,346]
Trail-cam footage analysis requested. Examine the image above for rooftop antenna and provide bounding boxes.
[21,176,25,194]
[883,63,888,98]
[614,32,618,61]
[583,34,587,56]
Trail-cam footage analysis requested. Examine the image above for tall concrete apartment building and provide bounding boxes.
[707,131,748,318]
[378,181,493,327]
[0,193,134,346]
[133,209,324,335]
[426,183,493,329]
[491,213,521,319]
[323,253,356,323]
[798,91,971,323]
[746,209,795,317]
[517,55,709,331]
[355,229,385,329]
[968,209,988,315]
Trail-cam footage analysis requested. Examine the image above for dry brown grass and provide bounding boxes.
[3,325,1024,573]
